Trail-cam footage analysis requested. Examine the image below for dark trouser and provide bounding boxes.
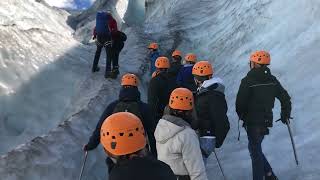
[111,48,120,70]
[247,127,272,180]
[92,35,114,75]
[176,175,191,180]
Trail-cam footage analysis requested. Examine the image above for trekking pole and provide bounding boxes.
[79,151,88,180]
[286,120,299,165]
[276,117,298,165]
[213,150,227,180]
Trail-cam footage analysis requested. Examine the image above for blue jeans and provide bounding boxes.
[247,127,272,180]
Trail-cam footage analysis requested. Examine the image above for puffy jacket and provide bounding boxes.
[149,51,160,74]
[155,115,208,180]
[195,77,230,148]
[109,156,176,180]
[148,72,173,122]
[86,87,157,156]
[177,64,197,92]
[236,66,291,127]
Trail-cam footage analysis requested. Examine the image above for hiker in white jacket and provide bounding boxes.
[154,88,208,180]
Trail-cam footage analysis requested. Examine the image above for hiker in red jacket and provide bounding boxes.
[92,11,120,79]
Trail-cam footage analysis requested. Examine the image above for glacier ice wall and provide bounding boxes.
[145,0,320,179]
[0,0,94,155]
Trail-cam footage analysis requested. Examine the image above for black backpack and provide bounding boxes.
[113,101,142,119]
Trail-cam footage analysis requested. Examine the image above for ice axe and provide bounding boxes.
[276,117,299,165]
[200,136,227,180]
[79,151,88,180]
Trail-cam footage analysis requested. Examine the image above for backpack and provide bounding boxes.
[96,12,110,35]
[119,31,127,41]
[113,101,142,120]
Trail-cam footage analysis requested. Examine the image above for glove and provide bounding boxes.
[83,144,95,151]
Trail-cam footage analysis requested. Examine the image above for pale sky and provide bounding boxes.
[44,0,96,9]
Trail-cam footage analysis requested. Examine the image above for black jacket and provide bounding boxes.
[148,72,175,122]
[236,66,291,127]
[86,87,157,156]
[195,78,230,148]
[167,62,181,92]
[109,156,176,180]
[168,62,182,77]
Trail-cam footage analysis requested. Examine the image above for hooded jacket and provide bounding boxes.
[154,115,208,180]
[86,87,157,156]
[236,66,291,127]
[177,64,197,92]
[195,77,230,148]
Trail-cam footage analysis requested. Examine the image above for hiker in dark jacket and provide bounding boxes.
[100,112,176,180]
[192,61,230,149]
[83,74,157,172]
[177,53,198,92]
[92,12,119,78]
[167,50,182,93]
[148,57,175,124]
[236,51,291,180]
[169,50,183,77]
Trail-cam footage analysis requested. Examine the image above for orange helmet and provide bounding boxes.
[192,61,213,76]
[155,57,170,69]
[121,73,138,87]
[185,53,197,63]
[250,50,271,65]
[169,88,194,111]
[172,50,182,57]
[100,112,146,156]
[148,43,158,50]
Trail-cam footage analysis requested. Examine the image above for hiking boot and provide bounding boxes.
[110,68,119,79]
[112,68,119,75]
[92,67,100,73]
[105,71,113,79]
[265,173,278,180]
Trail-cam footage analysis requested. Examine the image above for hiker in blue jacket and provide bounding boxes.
[176,53,198,92]
[148,42,160,74]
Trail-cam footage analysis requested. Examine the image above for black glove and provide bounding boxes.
[83,144,95,151]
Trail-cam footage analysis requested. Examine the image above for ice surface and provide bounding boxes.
[0,0,94,155]
[1,0,320,179]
